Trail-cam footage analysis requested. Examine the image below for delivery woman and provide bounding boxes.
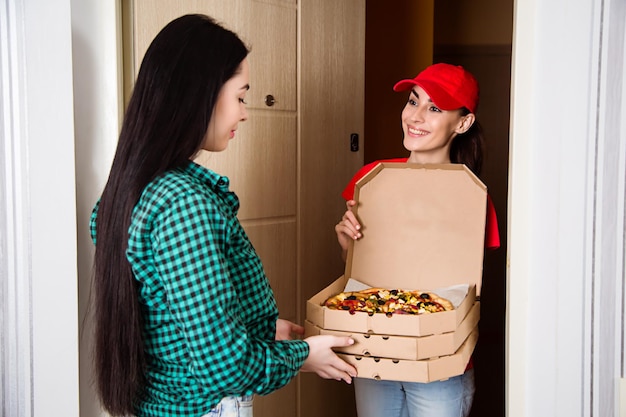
[335,63,500,417]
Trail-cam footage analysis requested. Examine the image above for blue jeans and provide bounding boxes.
[202,395,254,417]
[354,369,475,417]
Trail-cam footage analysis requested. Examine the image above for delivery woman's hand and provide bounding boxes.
[335,200,361,261]
[275,319,304,340]
[302,335,358,384]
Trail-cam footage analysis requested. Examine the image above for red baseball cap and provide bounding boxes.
[393,63,479,113]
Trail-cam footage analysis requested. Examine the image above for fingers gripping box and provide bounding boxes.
[305,163,487,382]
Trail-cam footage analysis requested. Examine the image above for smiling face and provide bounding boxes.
[401,85,474,164]
[202,58,250,152]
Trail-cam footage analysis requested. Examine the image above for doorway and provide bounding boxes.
[364,1,513,416]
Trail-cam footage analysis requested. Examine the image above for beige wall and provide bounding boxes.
[434,0,514,45]
[364,0,434,163]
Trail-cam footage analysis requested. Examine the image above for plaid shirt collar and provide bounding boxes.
[184,160,240,214]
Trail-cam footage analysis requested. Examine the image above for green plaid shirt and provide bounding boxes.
[90,161,309,416]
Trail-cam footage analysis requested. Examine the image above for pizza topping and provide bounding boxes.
[323,288,454,316]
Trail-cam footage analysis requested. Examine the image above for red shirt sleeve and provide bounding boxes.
[485,194,500,250]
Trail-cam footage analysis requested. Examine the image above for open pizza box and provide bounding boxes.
[305,163,487,367]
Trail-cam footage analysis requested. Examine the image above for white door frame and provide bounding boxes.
[507,0,626,416]
[1,0,79,416]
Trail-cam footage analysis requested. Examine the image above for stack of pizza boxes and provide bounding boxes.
[305,163,486,382]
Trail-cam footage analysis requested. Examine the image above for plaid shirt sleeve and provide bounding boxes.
[119,166,310,415]
[148,190,308,396]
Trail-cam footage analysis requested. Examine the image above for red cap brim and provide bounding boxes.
[393,79,467,112]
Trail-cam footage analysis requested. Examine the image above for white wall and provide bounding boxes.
[70,0,122,416]
[508,0,626,416]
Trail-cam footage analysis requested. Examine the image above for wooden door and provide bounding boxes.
[298,1,365,416]
[123,1,298,416]
[123,0,296,111]
[122,1,365,415]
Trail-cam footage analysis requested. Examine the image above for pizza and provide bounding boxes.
[323,288,454,316]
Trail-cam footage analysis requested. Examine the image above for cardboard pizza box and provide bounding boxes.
[337,327,479,383]
[306,276,476,337]
[306,163,487,338]
[304,301,479,361]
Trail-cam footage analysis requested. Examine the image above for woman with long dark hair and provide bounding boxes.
[91,14,356,417]
[334,63,500,417]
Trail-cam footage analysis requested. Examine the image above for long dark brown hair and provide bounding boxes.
[92,14,248,415]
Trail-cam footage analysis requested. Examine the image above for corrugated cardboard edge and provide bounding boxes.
[353,162,486,197]
[337,327,479,383]
[304,301,480,361]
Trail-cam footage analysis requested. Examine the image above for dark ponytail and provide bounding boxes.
[450,109,484,176]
